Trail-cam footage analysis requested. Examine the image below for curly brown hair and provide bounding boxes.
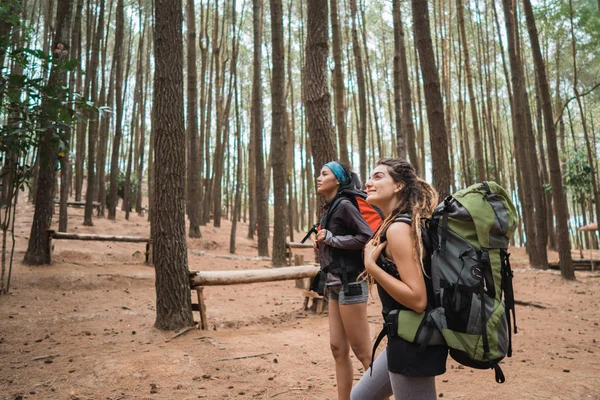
[370,158,438,275]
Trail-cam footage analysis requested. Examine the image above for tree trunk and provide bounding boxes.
[410,0,451,198]
[305,0,337,191]
[124,20,143,221]
[393,0,418,171]
[211,1,224,228]
[24,0,73,265]
[456,0,485,182]
[198,1,209,226]
[330,0,349,166]
[108,0,124,220]
[72,0,84,202]
[230,0,242,253]
[502,0,544,269]
[152,0,194,331]
[270,0,287,266]
[83,0,105,226]
[350,0,367,181]
[186,0,201,238]
[253,0,269,256]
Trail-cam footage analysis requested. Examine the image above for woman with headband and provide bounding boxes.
[315,161,373,400]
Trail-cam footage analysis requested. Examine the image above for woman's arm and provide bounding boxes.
[363,222,427,313]
[320,200,373,250]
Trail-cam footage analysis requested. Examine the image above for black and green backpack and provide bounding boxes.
[377,181,518,383]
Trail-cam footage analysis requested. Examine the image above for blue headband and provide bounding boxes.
[324,162,350,185]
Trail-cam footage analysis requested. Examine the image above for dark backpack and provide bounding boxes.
[373,181,518,383]
[319,188,383,233]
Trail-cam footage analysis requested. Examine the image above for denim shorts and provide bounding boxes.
[327,280,369,305]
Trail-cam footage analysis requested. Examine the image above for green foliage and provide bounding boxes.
[563,150,593,204]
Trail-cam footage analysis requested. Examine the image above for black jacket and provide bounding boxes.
[317,198,373,284]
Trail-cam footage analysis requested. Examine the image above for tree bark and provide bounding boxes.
[230,0,242,253]
[456,0,485,182]
[152,0,194,331]
[108,0,124,220]
[83,0,105,226]
[186,0,201,238]
[253,0,269,256]
[410,0,451,198]
[305,0,337,190]
[211,1,225,228]
[24,0,73,265]
[270,0,288,266]
[350,0,367,181]
[502,0,545,269]
[393,0,418,171]
[330,0,349,166]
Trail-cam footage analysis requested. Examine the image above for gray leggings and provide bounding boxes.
[350,349,437,400]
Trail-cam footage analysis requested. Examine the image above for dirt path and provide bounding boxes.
[1,200,599,399]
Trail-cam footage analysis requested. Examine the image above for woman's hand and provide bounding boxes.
[315,229,329,243]
[363,239,387,273]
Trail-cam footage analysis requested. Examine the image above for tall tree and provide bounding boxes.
[305,0,337,185]
[187,0,201,238]
[330,0,349,165]
[270,0,287,266]
[456,0,485,181]
[83,0,105,226]
[211,1,225,228]
[230,0,243,253]
[253,0,269,256]
[410,0,451,198]
[522,0,574,279]
[24,0,73,265]
[108,0,124,220]
[393,0,418,170]
[152,0,194,330]
[501,0,544,268]
[350,0,367,181]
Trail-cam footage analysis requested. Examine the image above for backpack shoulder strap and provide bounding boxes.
[320,193,352,229]
[380,213,412,243]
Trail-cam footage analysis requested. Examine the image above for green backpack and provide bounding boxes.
[377,181,518,383]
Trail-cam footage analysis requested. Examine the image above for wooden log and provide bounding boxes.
[189,265,319,287]
[50,231,151,243]
[53,200,101,207]
[189,249,271,261]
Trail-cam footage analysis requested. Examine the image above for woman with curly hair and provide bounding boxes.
[351,158,447,400]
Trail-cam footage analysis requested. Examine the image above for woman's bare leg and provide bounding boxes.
[329,299,353,400]
[339,301,372,370]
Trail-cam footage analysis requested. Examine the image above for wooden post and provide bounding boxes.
[196,287,208,330]
[47,230,54,264]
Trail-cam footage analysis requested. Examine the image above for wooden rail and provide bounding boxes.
[47,230,152,264]
[53,200,102,216]
[188,265,321,330]
[189,265,318,287]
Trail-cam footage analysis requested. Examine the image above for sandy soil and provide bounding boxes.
[1,197,599,400]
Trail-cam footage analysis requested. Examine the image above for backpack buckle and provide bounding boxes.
[385,309,399,337]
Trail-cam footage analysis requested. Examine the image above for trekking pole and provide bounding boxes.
[300,223,319,244]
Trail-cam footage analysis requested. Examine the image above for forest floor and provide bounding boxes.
[1,197,600,400]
